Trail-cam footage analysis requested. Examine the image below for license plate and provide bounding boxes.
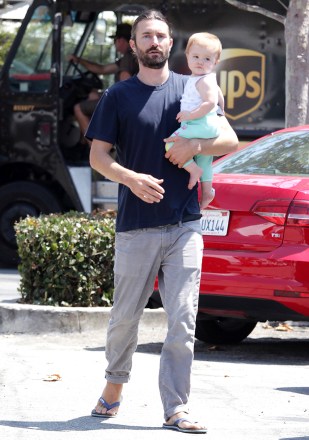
[200,209,230,236]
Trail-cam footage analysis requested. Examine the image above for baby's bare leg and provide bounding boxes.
[183,161,203,190]
[200,182,215,210]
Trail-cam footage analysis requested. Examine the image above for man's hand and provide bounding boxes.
[127,173,165,203]
[164,116,238,167]
[68,54,78,63]
[164,136,199,168]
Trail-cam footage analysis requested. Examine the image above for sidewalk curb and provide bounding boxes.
[0,303,167,334]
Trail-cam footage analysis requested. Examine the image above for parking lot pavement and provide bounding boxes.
[0,269,20,302]
[1,325,309,440]
[1,269,309,439]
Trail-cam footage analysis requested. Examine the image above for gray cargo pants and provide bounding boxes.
[105,220,203,421]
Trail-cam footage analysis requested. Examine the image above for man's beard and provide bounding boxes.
[134,44,170,69]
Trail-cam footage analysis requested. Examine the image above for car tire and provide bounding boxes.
[195,317,257,344]
[146,290,163,309]
[0,181,62,267]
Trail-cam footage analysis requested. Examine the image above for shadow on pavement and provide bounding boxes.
[276,387,309,396]
[0,416,162,432]
[280,437,309,440]
[84,342,164,354]
[193,337,309,366]
[83,337,309,366]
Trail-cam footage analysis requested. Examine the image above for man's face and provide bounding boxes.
[114,37,128,55]
[130,19,173,69]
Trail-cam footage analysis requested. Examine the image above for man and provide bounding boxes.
[86,9,238,434]
[70,23,138,136]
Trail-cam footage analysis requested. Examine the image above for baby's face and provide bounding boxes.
[186,43,218,76]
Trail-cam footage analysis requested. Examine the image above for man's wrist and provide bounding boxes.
[191,139,201,155]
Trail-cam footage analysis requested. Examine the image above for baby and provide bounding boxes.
[166,32,224,209]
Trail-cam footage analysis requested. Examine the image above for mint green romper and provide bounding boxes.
[166,74,220,182]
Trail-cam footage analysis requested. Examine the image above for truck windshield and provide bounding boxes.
[7,4,100,94]
[8,5,53,93]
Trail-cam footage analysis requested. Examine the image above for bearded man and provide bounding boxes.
[86,9,238,434]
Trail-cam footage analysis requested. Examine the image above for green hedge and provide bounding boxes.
[14,211,116,307]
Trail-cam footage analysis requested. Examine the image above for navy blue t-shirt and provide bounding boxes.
[86,71,201,232]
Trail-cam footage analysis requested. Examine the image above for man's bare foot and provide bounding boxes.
[163,411,207,433]
[92,383,123,417]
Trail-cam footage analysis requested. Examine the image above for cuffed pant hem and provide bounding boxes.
[165,405,189,421]
[105,374,130,384]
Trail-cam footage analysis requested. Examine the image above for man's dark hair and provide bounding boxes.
[131,9,172,41]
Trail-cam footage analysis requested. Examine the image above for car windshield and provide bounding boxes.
[214,130,309,176]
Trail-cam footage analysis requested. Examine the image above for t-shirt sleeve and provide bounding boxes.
[116,52,138,75]
[85,88,118,144]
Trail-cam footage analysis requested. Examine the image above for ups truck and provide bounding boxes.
[0,0,285,265]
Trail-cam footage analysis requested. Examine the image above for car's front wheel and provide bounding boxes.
[195,317,257,344]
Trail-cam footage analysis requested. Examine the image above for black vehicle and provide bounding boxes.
[0,0,286,266]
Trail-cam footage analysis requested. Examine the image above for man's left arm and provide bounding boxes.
[164,116,238,168]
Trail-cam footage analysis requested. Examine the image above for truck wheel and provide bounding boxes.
[195,317,257,344]
[0,181,62,267]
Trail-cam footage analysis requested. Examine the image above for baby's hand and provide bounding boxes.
[176,111,191,123]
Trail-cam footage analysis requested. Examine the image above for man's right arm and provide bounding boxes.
[89,139,165,203]
[69,55,118,75]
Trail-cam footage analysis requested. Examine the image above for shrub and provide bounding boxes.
[14,210,116,307]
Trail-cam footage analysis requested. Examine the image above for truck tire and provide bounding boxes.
[0,181,62,267]
[195,317,257,344]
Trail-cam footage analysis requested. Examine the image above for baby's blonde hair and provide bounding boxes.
[186,32,222,60]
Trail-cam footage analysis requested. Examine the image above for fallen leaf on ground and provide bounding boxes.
[275,323,293,332]
[43,373,62,382]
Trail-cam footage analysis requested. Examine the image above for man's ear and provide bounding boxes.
[130,39,135,52]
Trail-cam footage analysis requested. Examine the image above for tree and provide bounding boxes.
[225,0,309,127]
[0,29,15,66]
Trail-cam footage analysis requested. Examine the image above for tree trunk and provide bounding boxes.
[285,0,309,126]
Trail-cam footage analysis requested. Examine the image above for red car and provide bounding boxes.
[196,125,309,343]
[151,126,309,343]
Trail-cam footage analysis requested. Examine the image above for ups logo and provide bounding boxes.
[217,49,265,121]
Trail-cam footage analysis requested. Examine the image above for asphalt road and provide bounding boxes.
[0,270,309,439]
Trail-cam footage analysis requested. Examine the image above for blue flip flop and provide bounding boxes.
[163,417,207,434]
[91,396,121,418]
